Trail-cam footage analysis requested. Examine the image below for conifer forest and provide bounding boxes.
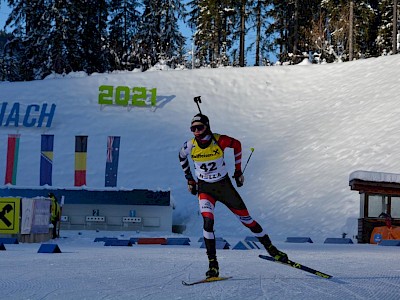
[0,0,399,81]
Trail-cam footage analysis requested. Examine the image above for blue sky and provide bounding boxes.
[0,0,10,30]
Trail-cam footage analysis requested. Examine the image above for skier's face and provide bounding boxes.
[191,122,207,138]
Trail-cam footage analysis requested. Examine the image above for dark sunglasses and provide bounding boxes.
[190,124,205,132]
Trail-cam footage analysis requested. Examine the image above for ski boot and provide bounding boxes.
[258,234,288,263]
[206,257,219,278]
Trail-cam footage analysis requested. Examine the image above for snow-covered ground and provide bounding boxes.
[2,55,400,299]
[1,230,400,300]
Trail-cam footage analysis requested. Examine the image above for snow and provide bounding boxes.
[1,230,400,299]
[350,170,400,184]
[1,55,400,299]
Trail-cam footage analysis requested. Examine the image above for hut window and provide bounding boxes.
[391,196,400,218]
[367,195,388,217]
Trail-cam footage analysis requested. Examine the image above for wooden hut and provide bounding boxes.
[349,170,400,243]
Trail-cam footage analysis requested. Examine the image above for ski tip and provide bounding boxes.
[316,272,333,279]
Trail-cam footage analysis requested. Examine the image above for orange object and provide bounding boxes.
[370,226,400,244]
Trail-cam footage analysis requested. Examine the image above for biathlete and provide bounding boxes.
[179,113,288,278]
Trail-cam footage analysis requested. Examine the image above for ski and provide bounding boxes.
[182,276,232,286]
[259,255,332,279]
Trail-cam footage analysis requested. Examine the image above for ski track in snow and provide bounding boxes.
[1,231,400,299]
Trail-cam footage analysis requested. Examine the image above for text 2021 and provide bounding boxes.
[99,85,157,107]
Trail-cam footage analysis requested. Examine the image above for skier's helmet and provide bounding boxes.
[191,113,209,127]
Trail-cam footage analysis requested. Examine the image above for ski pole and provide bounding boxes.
[194,96,202,114]
[242,147,254,174]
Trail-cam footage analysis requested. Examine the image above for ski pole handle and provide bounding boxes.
[194,96,202,114]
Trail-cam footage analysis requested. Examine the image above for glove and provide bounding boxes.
[188,179,197,195]
[233,169,244,187]
[185,174,198,195]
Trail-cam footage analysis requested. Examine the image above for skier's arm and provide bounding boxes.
[179,141,197,195]
[178,141,193,178]
[218,135,244,187]
[218,135,242,171]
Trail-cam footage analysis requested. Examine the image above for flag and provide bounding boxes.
[4,134,20,185]
[40,134,54,186]
[105,136,120,187]
[74,136,88,186]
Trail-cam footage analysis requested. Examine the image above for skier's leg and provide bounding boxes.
[229,207,265,235]
[229,206,288,262]
[199,193,219,277]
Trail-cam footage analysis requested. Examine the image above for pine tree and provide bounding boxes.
[376,0,397,55]
[321,0,376,61]
[108,0,142,70]
[0,30,11,80]
[133,0,162,70]
[4,0,50,80]
[77,0,109,74]
[48,0,71,74]
[187,0,236,67]
[266,0,322,64]
[246,0,272,66]
[28,1,53,79]
[265,0,290,63]
[4,0,111,79]
[192,0,218,66]
[135,0,186,70]
[158,0,186,67]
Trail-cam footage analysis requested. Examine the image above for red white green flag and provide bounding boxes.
[4,134,20,185]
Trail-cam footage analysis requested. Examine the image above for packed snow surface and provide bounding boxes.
[1,230,400,300]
